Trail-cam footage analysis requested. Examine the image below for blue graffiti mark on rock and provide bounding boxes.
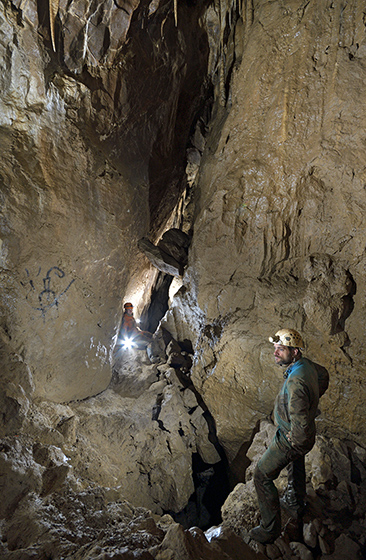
[21,266,75,320]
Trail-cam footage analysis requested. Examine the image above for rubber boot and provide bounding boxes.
[250,524,280,545]
[280,456,306,518]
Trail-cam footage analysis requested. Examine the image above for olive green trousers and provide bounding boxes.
[253,429,306,535]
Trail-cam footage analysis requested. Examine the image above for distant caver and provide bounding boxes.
[120,302,153,349]
[250,328,329,544]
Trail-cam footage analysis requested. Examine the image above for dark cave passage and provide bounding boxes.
[167,452,231,531]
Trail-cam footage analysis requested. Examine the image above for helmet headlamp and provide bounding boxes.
[268,329,305,349]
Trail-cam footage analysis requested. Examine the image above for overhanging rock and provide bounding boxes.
[138,237,183,277]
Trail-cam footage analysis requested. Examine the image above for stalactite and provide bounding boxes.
[49,0,59,51]
[174,0,178,27]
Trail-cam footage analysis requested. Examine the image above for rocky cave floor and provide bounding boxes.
[1,336,366,560]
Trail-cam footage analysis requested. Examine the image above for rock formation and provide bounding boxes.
[1,0,366,558]
[138,228,191,277]
[165,0,366,462]
[0,0,208,403]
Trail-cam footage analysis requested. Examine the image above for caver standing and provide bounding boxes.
[250,328,329,544]
[120,302,152,348]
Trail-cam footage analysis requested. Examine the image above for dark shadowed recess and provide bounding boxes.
[169,452,231,530]
[123,0,211,235]
[140,272,172,333]
[35,0,211,239]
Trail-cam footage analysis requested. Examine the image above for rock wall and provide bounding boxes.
[0,0,208,402]
[164,0,366,460]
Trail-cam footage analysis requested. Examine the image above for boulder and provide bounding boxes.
[158,229,191,267]
[138,238,183,277]
[321,534,362,559]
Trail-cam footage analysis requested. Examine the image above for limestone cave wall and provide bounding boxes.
[164,0,366,460]
[0,0,209,403]
[1,0,366,558]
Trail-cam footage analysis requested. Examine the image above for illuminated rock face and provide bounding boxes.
[0,0,208,402]
[0,0,144,402]
[166,0,366,459]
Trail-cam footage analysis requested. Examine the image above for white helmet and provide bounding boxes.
[269,329,304,349]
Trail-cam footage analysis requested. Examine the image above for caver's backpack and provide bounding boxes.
[313,362,330,398]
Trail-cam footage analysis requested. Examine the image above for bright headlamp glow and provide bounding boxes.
[121,337,136,350]
[269,335,280,343]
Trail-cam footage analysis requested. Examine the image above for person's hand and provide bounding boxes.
[286,433,292,444]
